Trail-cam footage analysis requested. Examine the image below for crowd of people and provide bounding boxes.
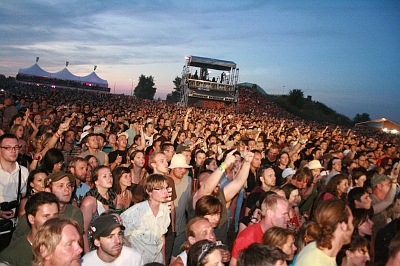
[0,81,399,266]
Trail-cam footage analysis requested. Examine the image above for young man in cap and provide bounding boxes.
[168,154,193,260]
[12,171,84,241]
[370,173,397,240]
[0,192,59,266]
[81,214,143,265]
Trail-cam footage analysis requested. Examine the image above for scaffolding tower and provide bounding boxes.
[179,56,239,109]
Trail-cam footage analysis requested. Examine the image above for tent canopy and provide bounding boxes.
[355,118,400,132]
[52,68,80,81]
[18,63,50,77]
[80,72,108,85]
[17,63,108,86]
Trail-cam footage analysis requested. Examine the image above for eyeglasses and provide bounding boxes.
[153,186,169,191]
[197,242,217,266]
[1,146,21,151]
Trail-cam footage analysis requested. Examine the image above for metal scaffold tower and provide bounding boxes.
[179,55,239,110]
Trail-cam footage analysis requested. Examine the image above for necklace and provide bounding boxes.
[120,189,129,208]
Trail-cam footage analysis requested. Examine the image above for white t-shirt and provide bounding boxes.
[81,246,143,266]
[0,163,28,202]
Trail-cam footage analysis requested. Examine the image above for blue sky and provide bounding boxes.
[0,1,399,122]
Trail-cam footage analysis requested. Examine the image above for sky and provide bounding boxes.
[0,0,399,122]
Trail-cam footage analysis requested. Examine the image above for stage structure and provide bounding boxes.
[179,56,239,110]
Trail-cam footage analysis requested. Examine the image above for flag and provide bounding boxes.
[36,57,39,63]
[94,65,97,71]
[66,61,69,67]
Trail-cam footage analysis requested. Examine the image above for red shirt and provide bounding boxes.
[231,222,263,259]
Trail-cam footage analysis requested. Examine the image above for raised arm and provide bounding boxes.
[194,150,236,205]
[41,114,74,155]
[276,120,285,138]
[27,119,39,141]
[183,108,192,131]
[135,125,146,151]
[223,150,254,203]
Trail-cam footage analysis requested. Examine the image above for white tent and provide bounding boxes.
[17,63,108,87]
[18,63,50,77]
[79,72,108,86]
[355,118,400,134]
[51,68,80,81]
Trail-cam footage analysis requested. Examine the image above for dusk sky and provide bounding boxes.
[1,1,399,122]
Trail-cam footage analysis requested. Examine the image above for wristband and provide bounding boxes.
[218,166,226,173]
[54,132,60,138]
[220,162,227,170]
[33,157,39,161]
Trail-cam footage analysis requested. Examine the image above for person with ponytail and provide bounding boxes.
[296,199,354,265]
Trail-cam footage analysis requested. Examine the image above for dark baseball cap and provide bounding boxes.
[90,215,125,240]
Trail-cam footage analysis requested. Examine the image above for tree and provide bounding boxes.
[288,89,304,108]
[166,76,182,102]
[353,113,371,124]
[134,75,156,100]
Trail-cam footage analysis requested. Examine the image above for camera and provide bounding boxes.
[0,200,18,211]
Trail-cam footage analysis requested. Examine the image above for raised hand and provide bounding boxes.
[223,149,237,166]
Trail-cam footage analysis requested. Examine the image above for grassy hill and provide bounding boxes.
[238,83,353,126]
[270,94,353,126]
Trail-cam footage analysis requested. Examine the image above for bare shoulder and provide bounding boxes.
[80,195,96,211]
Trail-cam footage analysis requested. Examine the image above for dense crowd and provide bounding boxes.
[0,81,399,266]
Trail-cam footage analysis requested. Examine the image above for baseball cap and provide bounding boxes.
[80,131,90,142]
[44,171,75,188]
[176,144,190,154]
[282,168,296,179]
[117,132,129,139]
[83,125,92,132]
[90,215,125,240]
[370,174,392,189]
